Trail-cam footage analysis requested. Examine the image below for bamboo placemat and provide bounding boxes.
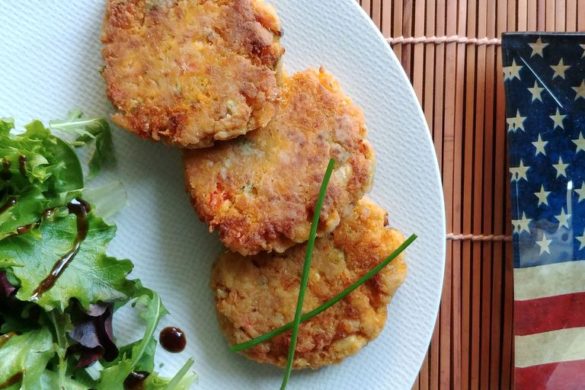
[358,1,585,389]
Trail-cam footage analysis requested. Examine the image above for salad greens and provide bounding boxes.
[0,116,195,389]
[49,110,116,178]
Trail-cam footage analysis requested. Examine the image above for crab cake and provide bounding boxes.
[211,198,407,369]
[184,68,375,255]
[101,0,284,148]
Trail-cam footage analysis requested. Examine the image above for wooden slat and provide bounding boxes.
[460,0,477,389]
[461,4,485,390]
[401,0,414,77]
[423,0,436,140]
[546,0,556,30]
[411,0,425,106]
[423,2,438,389]
[360,0,371,15]
[452,1,467,388]
[381,0,392,37]
[481,0,500,388]
[440,1,458,388]
[579,0,585,31]
[567,0,577,32]
[433,0,445,174]
[518,0,528,31]
[474,0,488,388]
[556,0,566,30]
[392,0,403,64]
[538,0,546,30]
[492,0,508,388]
[528,0,538,30]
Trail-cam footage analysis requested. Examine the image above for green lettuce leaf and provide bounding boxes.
[96,292,196,389]
[0,329,55,389]
[83,181,127,221]
[38,370,88,390]
[49,111,115,178]
[98,291,167,388]
[0,212,138,311]
[0,119,83,239]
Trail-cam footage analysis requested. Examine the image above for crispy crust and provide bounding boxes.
[211,198,407,369]
[184,68,375,255]
[101,0,284,148]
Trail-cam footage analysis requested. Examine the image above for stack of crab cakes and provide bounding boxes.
[102,0,407,369]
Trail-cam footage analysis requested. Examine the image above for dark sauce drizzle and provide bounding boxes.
[4,207,55,238]
[124,371,150,390]
[31,199,90,300]
[159,326,187,353]
[0,373,23,389]
[18,155,26,176]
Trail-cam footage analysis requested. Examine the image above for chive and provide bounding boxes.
[164,358,196,390]
[230,233,417,353]
[280,159,335,390]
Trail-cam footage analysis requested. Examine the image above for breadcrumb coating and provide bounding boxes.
[102,0,284,147]
[184,68,375,255]
[211,198,407,369]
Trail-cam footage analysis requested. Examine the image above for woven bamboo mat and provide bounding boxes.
[358,1,585,389]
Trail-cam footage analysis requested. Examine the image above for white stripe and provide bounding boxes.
[515,327,585,368]
[514,260,585,300]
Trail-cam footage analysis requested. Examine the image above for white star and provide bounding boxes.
[555,208,571,229]
[578,233,585,250]
[581,44,585,58]
[507,110,526,132]
[532,134,548,156]
[573,133,585,153]
[551,58,570,79]
[550,108,567,130]
[512,212,532,234]
[536,233,552,255]
[503,59,523,81]
[572,80,585,100]
[534,185,551,206]
[510,160,530,182]
[528,81,544,102]
[553,156,569,178]
[529,38,549,57]
[575,182,585,202]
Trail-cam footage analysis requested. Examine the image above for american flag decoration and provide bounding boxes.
[502,33,585,389]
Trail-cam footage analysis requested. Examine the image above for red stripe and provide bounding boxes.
[516,360,585,390]
[515,292,585,336]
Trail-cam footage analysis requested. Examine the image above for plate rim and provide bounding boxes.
[347,1,447,385]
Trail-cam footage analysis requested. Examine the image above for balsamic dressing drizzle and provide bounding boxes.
[18,155,27,176]
[159,326,187,353]
[123,371,150,390]
[0,373,23,389]
[4,208,55,239]
[31,199,90,300]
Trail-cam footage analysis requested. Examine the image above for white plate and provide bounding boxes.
[0,1,445,389]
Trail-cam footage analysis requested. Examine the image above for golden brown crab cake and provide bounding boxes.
[211,198,407,369]
[101,0,284,148]
[184,68,375,255]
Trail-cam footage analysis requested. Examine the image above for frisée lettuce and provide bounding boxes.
[0,116,195,389]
